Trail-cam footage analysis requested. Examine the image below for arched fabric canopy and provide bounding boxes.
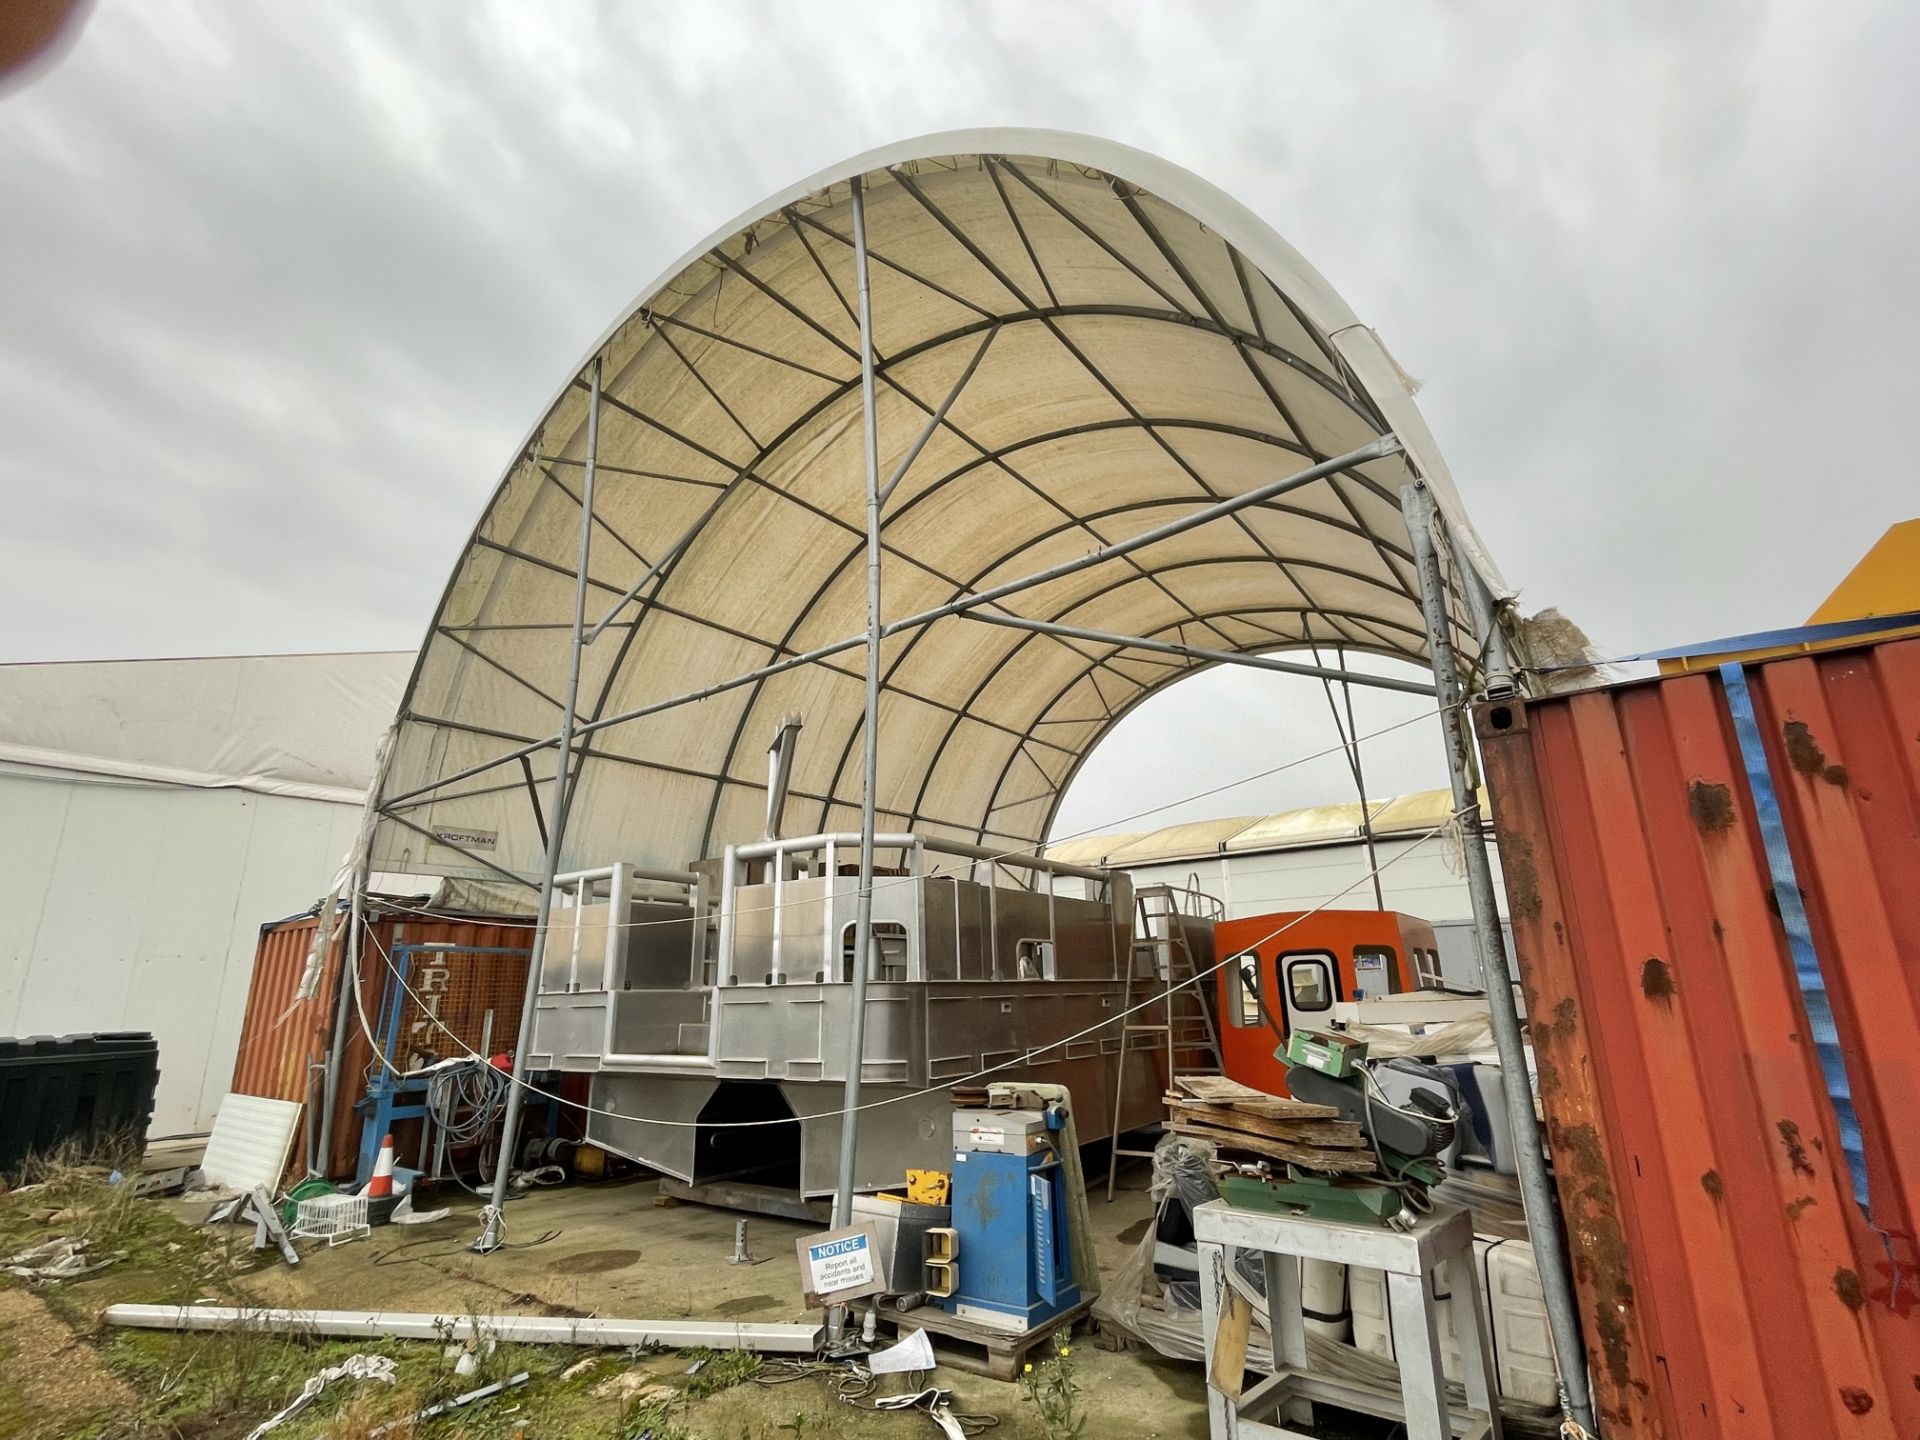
[368,129,1507,891]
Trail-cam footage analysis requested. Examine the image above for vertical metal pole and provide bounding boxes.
[1460,559,1517,699]
[1316,642,1385,910]
[313,860,369,1177]
[833,176,884,1232]
[1337,650,1386,909]
[1401,483,1596,1434]
[475,359,601,1253]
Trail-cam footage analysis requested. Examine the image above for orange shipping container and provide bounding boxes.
[1477,637,1920,1439]
[229,907,533,1182]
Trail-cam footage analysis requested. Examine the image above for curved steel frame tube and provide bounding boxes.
[961,610,1436,697]
[375,433,1406,816]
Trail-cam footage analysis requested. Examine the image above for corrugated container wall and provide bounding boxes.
[1475,638,1920,1439]
[229,911,532,1181]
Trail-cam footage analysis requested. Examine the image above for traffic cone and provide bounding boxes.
[367,1134,396,1198]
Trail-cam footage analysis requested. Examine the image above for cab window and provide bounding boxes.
[1352,944,1396,997]
[1015,939,1055,980]
[1282,951,1336,1012]
[1227,952,1262,1027]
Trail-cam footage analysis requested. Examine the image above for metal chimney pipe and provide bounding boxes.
[763,715,803,842]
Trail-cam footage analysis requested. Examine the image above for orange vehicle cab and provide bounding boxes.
[1212,910,1445,1096]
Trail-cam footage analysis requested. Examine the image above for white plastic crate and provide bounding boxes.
[290,1192,370,1246]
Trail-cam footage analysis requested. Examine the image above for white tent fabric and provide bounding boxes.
[0,651,412,1133]
[1045,786,1487,868]
[370,130,1503,889]
[0,652,410,805]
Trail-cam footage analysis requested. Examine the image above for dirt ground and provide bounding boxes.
[0,1165,1209,1440]
[0,1288,137,1437]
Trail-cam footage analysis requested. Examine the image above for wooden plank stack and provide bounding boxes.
[1164,1075,1376,1175]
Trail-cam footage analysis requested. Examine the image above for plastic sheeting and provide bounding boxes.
[368,131,1505,888]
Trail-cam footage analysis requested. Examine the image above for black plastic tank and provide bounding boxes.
[0,1031,159,1175]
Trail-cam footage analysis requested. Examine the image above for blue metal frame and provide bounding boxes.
[354,944,540,1186]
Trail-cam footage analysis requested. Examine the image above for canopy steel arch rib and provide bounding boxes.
[918,605,1425,837]
[375,435,1402,817]
[694,323,1001,853]
[873,434,1402,638]
[957,611,1436,696]
[366,130,1510,871]
[580,297,1387,656]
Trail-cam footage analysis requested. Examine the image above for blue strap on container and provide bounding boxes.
[1719,662,1874,1220]
[1536,607,1920,672]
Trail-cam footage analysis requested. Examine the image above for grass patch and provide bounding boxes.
[3,1136,149,1265]
[680,1348,762,1400]
[0,1163,865,1440]
[0,1169,247,1339]
[618,1396,691,1440]
[91,1327,595,1440]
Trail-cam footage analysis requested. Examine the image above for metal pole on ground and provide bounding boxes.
[834,174,885,1242]
[475,358,601,1253]
[1400,482,1595,1434]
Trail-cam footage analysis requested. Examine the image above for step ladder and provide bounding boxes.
[1105,883,1227,1201]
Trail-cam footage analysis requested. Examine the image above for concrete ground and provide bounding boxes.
[220,1167,1210,1438]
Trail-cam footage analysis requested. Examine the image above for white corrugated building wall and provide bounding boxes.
[1049,789,1511,988]
[0,652,410,1136]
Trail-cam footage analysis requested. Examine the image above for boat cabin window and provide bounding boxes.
[1352,944,1395,998]
[841,921,910,981]
[1014,939,1055,980]
[1283,952,1335,1012]
[1228,952,1262,1027]
[1408,946,1446,989]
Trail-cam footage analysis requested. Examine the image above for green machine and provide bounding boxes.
[1227,1029,1455,1226]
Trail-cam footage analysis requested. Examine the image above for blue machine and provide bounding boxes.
[939,1106,1081,1333]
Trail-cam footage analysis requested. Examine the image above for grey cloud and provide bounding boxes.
[4,1,1914,834]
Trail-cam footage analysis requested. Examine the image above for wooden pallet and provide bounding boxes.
[1165,1073,1380,1175]
[1167,1118,1377,1173]
[882,1296,1094,1381]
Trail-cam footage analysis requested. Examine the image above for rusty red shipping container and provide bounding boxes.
[229,908,534,1181]
[1476,637,1920,1439]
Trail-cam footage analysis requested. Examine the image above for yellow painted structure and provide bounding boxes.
[1658,519,1920,673]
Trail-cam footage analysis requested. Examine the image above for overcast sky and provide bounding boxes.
[4,2,1916,840]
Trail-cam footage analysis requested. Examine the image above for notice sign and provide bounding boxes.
[795,1222,884,1308]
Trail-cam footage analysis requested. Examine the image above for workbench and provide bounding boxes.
[1194,1198,1500,1440]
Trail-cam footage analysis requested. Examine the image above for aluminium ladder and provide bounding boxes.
[1105,883,1226,1201]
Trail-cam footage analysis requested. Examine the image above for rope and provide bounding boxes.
[362,704,1452,936]
[752,1360,998,1435]
[351,808,1468,1132]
